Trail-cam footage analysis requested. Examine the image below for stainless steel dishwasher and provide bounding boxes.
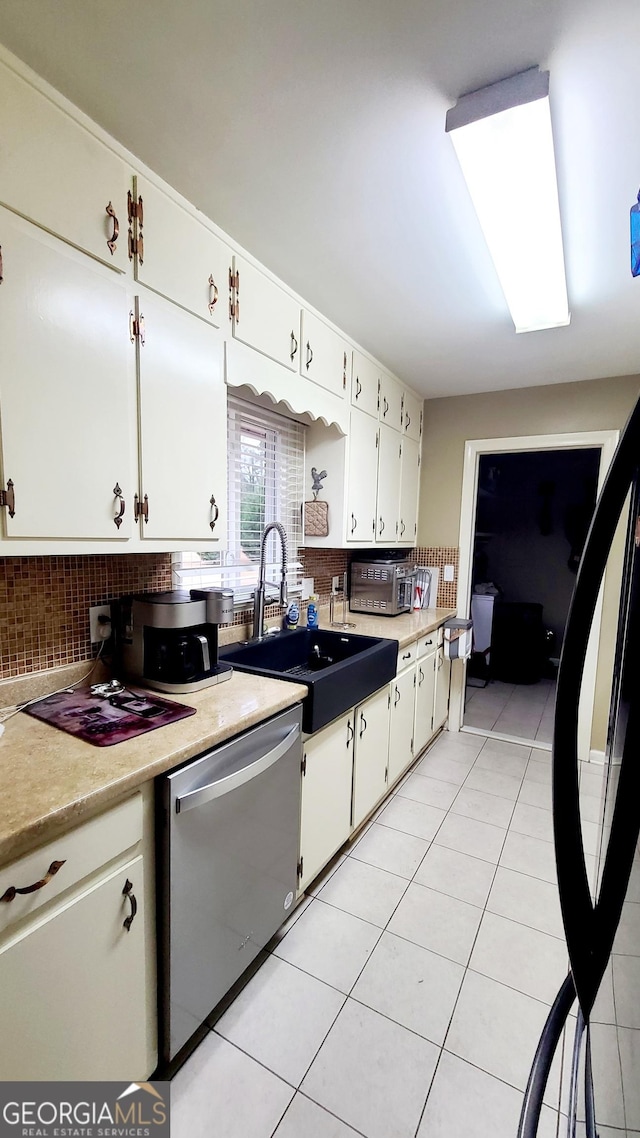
[158,703,303,1063]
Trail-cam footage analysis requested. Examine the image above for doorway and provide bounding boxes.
[450,429,619,761]
[464,448,601,745]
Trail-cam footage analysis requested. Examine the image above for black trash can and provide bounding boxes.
[490,601,545,684]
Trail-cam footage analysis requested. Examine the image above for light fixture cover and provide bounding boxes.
[446,69,570,333]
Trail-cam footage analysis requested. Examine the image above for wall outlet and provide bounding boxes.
[301,577,314,600]
[89,604,112,643]
[331,575,341,593]
[443,565,455,582]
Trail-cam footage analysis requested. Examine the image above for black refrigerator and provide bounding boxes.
[519,392,640,1136]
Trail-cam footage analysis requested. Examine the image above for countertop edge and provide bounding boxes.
[0,607,456,867]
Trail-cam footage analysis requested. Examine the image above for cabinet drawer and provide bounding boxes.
[0,793,143,934]
[416,631,438,658]
[397,642,417,670]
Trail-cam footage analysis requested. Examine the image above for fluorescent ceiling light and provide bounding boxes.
[446,68,570,334]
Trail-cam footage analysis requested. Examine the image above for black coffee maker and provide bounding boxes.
[119,589,234,694]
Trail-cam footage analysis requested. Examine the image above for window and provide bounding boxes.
[173,396,305,604]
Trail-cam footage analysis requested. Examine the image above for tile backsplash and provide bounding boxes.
[0,555,172,679]
[0,547,459,680]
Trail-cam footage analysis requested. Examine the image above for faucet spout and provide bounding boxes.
[252,521,288,640]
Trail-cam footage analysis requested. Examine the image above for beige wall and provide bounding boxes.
[418,372,640,752]
[419,373,640,546]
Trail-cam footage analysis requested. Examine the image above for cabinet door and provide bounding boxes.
[414,650,437,756]
[0,209,135,540]
[351,350,380,418]
[0,856,149,1080]
[133,176,231,328]
[0,61,130,273]
[300,310,348,399]
[231,254,300,371]
[379,372,403,431]
[399,436,420,545]
[299,712,354,891]
[434,647,451,731]
[375,423,402,544]
[135,290,226,541]
[346,411,378,543]
[352,687,391,830]
[402,388,423,442]
[388,667,416,784]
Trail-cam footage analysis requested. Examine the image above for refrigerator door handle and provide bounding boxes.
[517,973,576,1138]
[553,396,640,1015]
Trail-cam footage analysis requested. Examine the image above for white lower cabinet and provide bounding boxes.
[0,857,148,1080]
[352,687,391,830]
[414,647,437,757]
[388,665,416,784]
[299,710,354,892]
[0,791,156,1080]
[299,626,451,891]
[434,646,452,732]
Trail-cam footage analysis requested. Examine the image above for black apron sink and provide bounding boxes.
[219,628,399,733]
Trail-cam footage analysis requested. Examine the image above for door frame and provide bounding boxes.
[451,429,619,761]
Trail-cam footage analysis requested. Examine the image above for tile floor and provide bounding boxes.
[464,678,556,744]
[171,729,574,1138]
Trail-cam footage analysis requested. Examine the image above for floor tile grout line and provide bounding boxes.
[270,1091,370,1138]
[200,725,562,1138]
[414,731,534,1133]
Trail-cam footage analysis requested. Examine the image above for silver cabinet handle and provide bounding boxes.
[176,725,300,812]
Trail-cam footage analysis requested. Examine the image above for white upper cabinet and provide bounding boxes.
[0,208,135,540]
[351,350,380,418]
[375,423,402,543]
[300,310,348,399]
[398,436,420,545]
[132,176,231,329]
[133,288,226,542]
[379,372,403,432]
[230,254,301,371]
[402,387,423,442]
[0,60,130,273]
[346,410,378,542]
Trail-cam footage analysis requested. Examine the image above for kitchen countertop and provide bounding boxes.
[0,606,455,868]
[0,671,307,867]
[316,606,456,649]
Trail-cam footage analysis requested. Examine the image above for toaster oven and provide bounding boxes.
[349,557,415,616]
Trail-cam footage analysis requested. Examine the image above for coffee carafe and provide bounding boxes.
[118,589,234,694]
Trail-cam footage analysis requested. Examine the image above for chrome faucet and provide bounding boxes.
[252,521,288,640]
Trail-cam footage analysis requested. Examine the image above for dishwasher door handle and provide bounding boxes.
[175,725,300,813]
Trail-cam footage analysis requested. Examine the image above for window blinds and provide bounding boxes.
[173,395,305,604]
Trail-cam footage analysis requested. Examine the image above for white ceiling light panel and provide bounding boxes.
[446,68,570,334]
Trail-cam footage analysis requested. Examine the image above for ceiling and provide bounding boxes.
[1,0,639,398]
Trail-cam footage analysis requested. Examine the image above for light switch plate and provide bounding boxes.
[444,564,455,582]
[302,577,314,599]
